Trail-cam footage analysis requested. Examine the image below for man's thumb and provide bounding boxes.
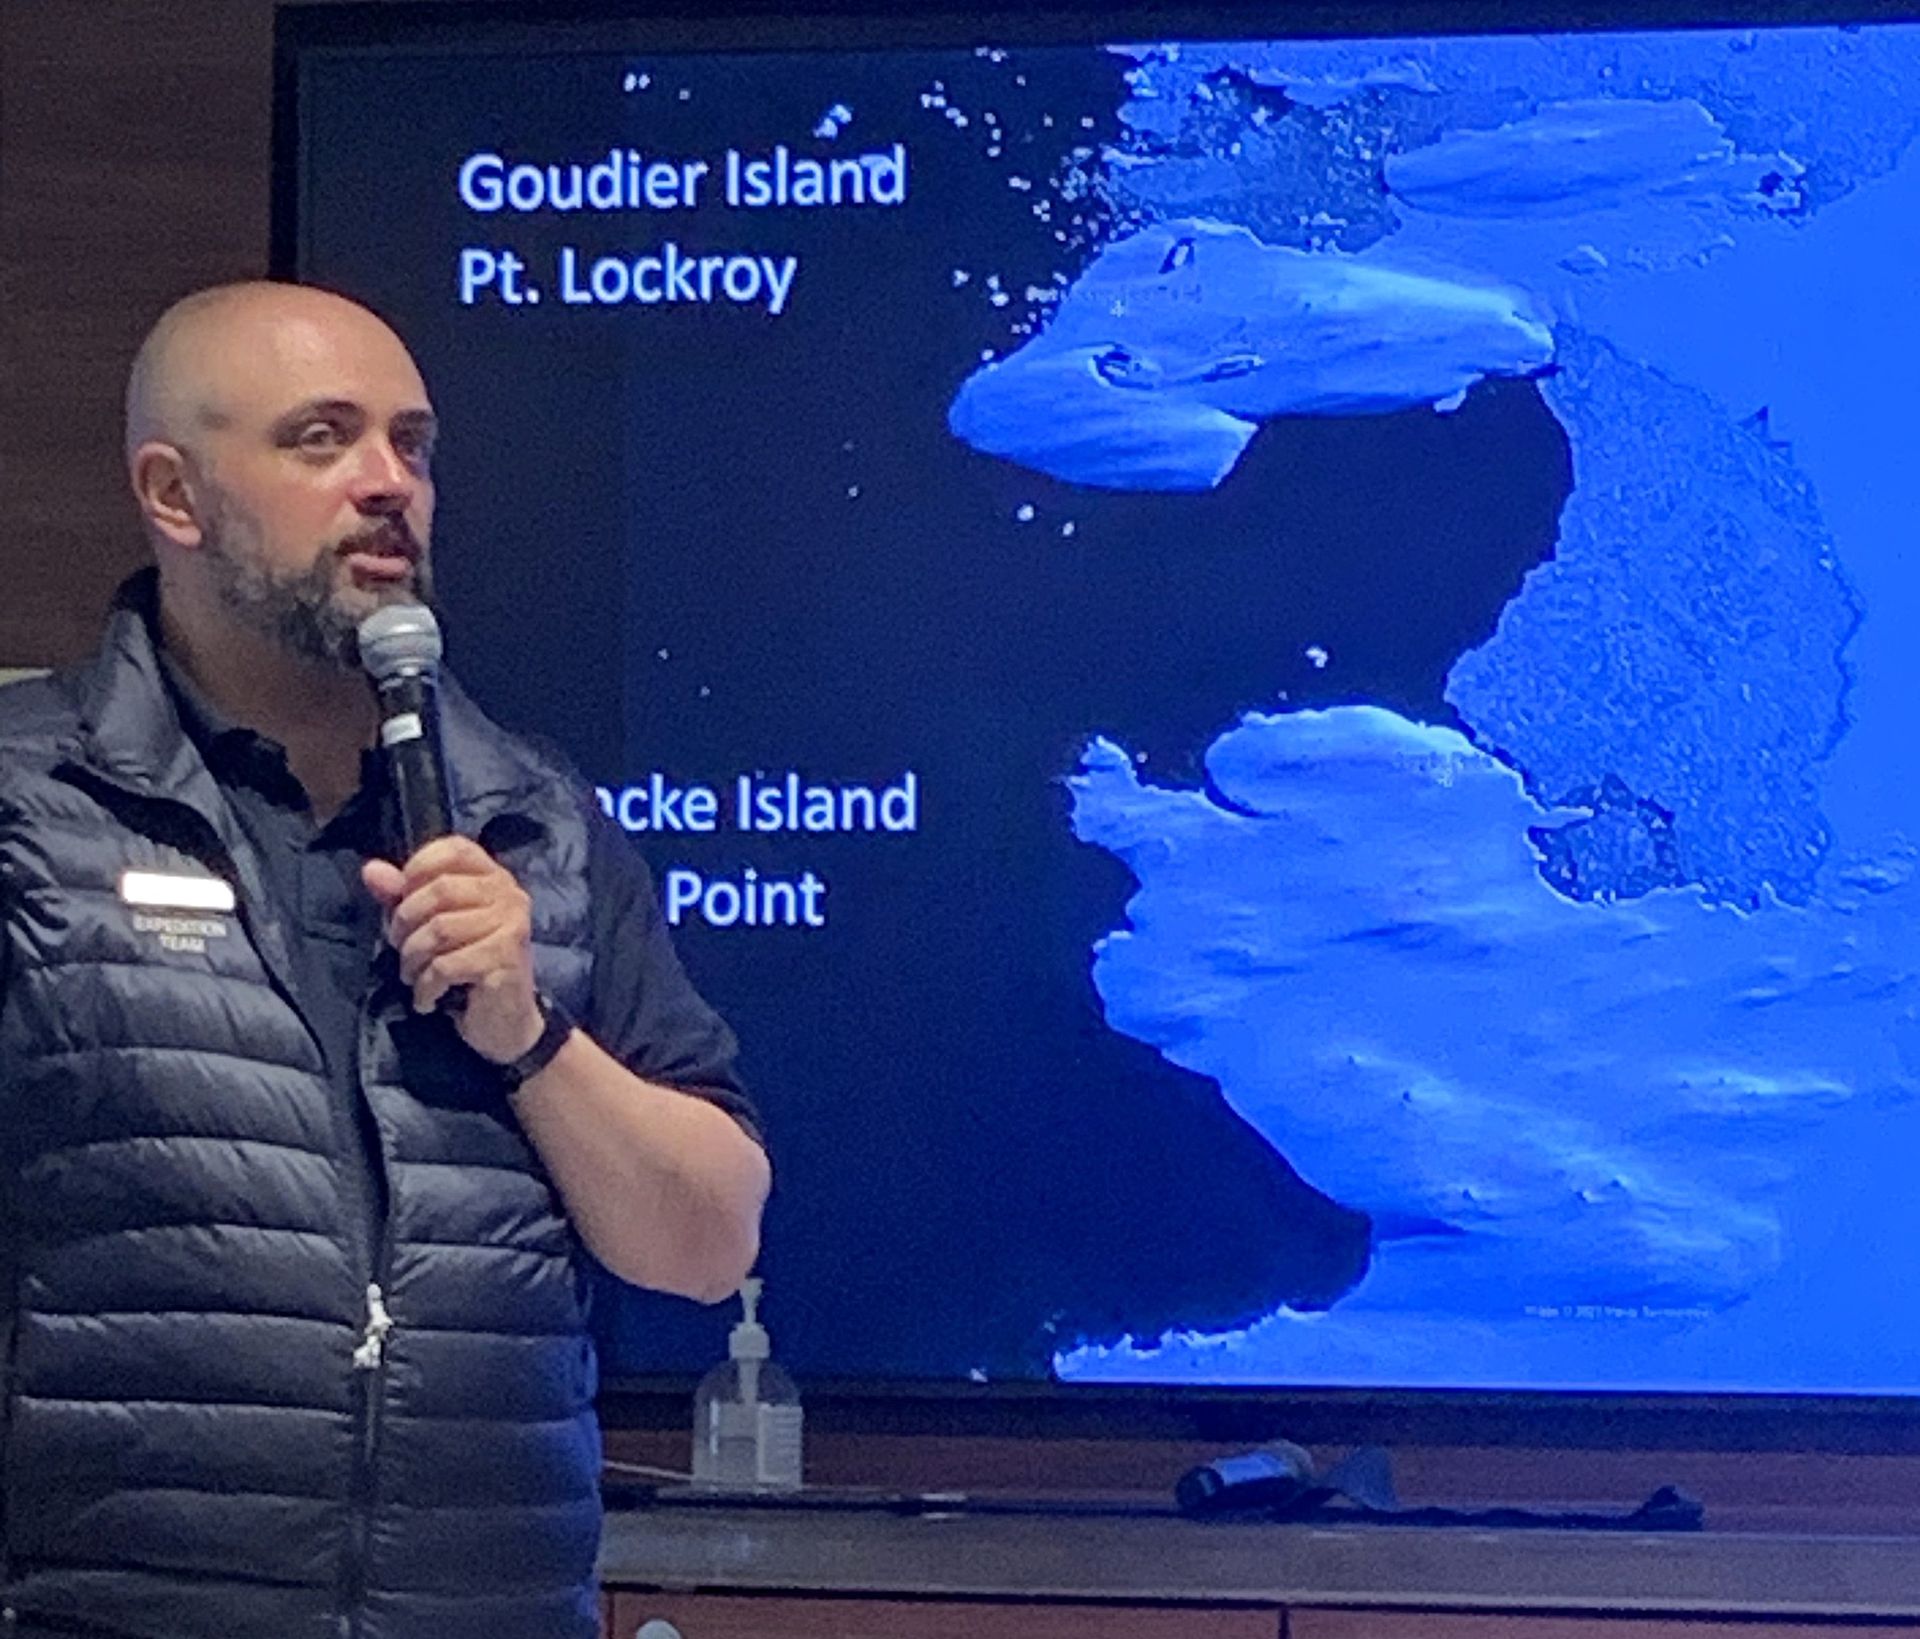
[361,858,406,907]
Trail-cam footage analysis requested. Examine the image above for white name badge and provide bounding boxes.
[117,870,238,914]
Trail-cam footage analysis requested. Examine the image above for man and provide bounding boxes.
[0,282,771,1638]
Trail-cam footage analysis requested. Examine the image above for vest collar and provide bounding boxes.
[76,569,220,805]
[75,569,556,835]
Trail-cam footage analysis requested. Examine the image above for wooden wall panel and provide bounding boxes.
[0,0,398,665]
[1,0,278,662]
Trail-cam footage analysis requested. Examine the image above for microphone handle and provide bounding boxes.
[375,672,467,1018]
[377,672,454,858]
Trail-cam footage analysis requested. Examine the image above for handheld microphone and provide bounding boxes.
[359,603,467,1016]
[358,602,453,859]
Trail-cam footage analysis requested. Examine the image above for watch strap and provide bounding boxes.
[497,993,576,1092]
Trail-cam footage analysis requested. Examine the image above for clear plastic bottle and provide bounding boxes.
[690,1277,803,1491]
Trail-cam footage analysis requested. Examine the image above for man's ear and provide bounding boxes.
[130,441,204,549]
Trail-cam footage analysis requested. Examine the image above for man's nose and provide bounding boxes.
[351,437,423,509]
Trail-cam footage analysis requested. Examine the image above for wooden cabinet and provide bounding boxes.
[603,1599,1920,1639]
[598,1506,1920,1637]
[606,1604,1920,1639]
[1291,1620,1920,1639]
[604,1593,1279,1639]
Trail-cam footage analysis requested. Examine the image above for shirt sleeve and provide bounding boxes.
[583,811,763,1145]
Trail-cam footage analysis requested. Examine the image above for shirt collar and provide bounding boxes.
[85,569,551,841]
[154,632,392,834]
[154,644,311,803]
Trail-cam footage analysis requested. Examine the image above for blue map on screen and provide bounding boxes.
[297,14,1920,1394]
[1009,28,1920,1390]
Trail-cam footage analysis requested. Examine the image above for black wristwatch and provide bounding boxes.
[495,993,577,1094]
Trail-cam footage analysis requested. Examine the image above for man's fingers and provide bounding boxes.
[399,835,494,889]
[388,875,495,950]
[398,906,508,986]
[412,931,520,1012]
[371,840,537,1039]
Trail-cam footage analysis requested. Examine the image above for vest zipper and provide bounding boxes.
[352,1283,394,1371]
[342,1281,393,1636]
[340,982,398,1639]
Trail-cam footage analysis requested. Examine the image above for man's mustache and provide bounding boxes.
[336,521,424,563]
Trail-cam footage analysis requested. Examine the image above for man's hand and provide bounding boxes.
[362,837,544,1066]
[366,837,769,1297]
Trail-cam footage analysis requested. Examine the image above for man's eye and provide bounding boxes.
[297,423,345,451]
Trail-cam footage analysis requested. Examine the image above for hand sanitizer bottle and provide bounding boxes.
[691,1277,803,1491]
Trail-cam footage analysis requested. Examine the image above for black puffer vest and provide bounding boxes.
[0,576,602,1639]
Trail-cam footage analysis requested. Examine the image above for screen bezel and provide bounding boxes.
[272,0,1920,1450]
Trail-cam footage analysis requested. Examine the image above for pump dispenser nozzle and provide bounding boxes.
[691,1275,804,1491]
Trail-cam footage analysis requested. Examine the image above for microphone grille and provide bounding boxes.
[358,603,443,683]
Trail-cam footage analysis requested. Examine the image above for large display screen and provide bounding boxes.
[284,2,1920,1397]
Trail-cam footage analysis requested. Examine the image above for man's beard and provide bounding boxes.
[200,502,435,671]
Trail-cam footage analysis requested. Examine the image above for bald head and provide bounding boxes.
[125,280,439,673]
[124,282,424,465]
